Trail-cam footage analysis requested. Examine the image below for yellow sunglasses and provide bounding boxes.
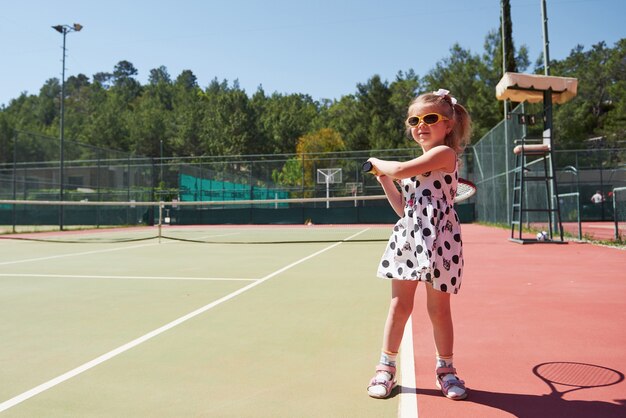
[406,113,449,127]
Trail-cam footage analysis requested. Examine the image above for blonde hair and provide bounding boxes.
[406,91,472,154]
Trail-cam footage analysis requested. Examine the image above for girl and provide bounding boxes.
[366,89,471,400]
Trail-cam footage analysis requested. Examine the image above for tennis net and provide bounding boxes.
[0,196,399,244]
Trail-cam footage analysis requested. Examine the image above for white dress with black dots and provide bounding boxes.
[376,166,464,294]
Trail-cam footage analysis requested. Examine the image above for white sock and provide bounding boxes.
[380,351,397,368]
[372,351,397,384]
[436,356,454,381]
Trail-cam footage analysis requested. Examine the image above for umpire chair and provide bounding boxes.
[495,73,578,244]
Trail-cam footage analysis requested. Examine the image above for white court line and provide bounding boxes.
[399,316,418,418]
[0,242,159,266]
[0,273,255,282]
[174,232,241,240]
[0,228,370,413]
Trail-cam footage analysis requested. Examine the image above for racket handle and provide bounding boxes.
[362,161,377,175]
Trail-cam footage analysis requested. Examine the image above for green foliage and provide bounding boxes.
[250,89,318,155]
[272,128,346,195]
[501,0,518,74]
[550,40,626,148]
[424,43,500,141]
[0,36,624,167]
[272,157,302,190]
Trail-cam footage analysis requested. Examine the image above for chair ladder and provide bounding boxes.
[510,141,565,243]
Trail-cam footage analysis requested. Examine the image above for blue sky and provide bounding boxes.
[1,0,624,107]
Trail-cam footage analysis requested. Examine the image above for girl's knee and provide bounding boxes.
[389,280,418,319]
[426,288,452,319]
[389,297,414,319]
[427,302,451,320]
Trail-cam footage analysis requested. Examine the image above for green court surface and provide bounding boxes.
[0,226,397,417]
[4,224,625,417]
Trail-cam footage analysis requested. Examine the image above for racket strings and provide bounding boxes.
[455,179,477,203]
[456,183,474,196]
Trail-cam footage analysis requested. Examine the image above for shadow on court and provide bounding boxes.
[403,386,626,418]
[404,224,626,418]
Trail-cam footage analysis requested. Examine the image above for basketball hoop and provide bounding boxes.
[317,168,342,208]
[346,182,363,207]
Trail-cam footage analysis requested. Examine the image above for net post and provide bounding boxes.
[613,187,626,241]
[158,201,163,244]
[614,187,618,241]
[576,192,582,240]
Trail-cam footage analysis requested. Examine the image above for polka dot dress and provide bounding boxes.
[377,166,464,294]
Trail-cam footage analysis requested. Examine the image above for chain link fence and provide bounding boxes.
[1,128,624,228]
[468,104,626,225]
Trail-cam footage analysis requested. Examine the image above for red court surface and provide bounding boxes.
[569,221,624,241]
[533,221,625,242]
[403,224,626,418]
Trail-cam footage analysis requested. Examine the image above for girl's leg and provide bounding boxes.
[382,280,420,353]
[425,284,467,400]
[368,280,419,398]
[425,283,453,356]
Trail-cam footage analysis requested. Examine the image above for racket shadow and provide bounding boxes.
[410,362,625,418]
[412,388,626,418]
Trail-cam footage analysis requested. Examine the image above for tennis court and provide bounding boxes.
[1,223,625,417]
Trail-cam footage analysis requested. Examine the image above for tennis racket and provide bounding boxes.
[362,161,477,203]
[455,178,477,203]
[533,362,623,398]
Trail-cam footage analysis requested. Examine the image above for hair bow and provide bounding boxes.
[433,88,457,106]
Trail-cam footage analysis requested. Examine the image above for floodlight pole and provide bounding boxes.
[541,0,550,75]
[500,0,511,223]
[52,23,83,230]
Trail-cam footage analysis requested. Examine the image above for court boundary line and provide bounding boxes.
[399,316,418,418]
[0,233,242,267]
[0,228,370,413]
[0,273,255,282]
[0,242,160,266]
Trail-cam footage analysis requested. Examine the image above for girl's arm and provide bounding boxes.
[368,145,457,179]
[377,175,404,217]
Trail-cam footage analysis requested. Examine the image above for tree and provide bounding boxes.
[500,0,517,74]
[356,75,399,149]
[273,128,345,195]
[325,94,365,150]
[175,70,198,91]
[0,112,12,164]
[93,72,113,89]
[296,127,345,155]
[63,74,92,143]
[84,91,131,151]
[251,91,319,155]
[37,78,60,127]
[198,79,255,156]
[171,70,203,157]
[0,32,623,163]
[551,40,626,148]
[423,44,500,142]
[129,73,174,157]
[146,66,173,111]
[112,60,141,103]
[148,66,171,85]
